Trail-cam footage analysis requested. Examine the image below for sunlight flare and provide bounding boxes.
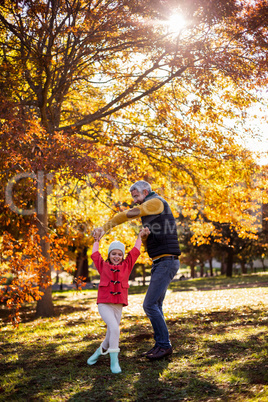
[166,12,187,35]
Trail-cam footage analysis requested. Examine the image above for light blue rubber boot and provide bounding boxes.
[108,348,122,374]
[87,343,108,365]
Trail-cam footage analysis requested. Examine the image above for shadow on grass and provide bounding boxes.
[0,291,97,325]
[1,280,268,401]
[166,308,268,335]
[66,342,223,401]
[1,306,267,401]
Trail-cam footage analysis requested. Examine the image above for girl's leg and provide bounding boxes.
[98,303,123,350]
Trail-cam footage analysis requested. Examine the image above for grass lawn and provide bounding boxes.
[0,273,268,401]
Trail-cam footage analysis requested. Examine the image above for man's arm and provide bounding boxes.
[93,198,164,239]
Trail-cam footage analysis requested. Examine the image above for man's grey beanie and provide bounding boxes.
[108,241,125,257]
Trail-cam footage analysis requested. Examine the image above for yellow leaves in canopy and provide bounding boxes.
[190,221,215,245]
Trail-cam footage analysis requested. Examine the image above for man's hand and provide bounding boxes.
[139,226,150,241]
[92,227,105,241]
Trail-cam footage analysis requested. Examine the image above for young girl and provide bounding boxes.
[87,227,149,374]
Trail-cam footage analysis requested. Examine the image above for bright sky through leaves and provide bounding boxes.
[166,12,187,35]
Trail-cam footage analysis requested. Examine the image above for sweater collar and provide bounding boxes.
[144,191,156,201]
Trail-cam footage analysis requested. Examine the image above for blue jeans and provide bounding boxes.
[143,258,180,349]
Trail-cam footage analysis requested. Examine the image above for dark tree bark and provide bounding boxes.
[209,258,213,276]
[36,190,54,318]
[240,261,247,274]
[74,247,90,282]
[190,262,195,278]
[200,261,204,277]
[226,245,234,278]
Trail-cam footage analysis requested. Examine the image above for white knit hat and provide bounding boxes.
[108,241,125,257]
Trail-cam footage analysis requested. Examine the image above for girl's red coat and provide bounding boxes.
[91,247,140,306]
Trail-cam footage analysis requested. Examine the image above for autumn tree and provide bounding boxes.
[1,0,268,319]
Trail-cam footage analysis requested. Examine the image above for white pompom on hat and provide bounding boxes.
[108,241,125,257]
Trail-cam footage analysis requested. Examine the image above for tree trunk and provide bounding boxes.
[190,262,195,278]
[74,247,90,282]
[226,247,233,278]
[249,261,254,273]
[35,183,54,318]
[209,258,213,276]
[261,258,266,271]
[200,261,204,277]
[221,256,226,275]
[241,261,247,274]
[36,285,54,317]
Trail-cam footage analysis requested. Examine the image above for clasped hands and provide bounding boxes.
[92,226,150,242]
[138,226,150,240]
[92,227,105,242]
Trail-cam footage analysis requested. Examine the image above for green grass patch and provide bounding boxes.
[0,274,268,401]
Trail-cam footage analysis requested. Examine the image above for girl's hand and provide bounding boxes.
[92,227,104,242]
[139,226,150,240]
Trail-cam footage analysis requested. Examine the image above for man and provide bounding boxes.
[93,180,180,360]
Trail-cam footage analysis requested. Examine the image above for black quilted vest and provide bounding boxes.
[141,193,181,259]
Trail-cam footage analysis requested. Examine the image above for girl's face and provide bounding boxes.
[109,249,123,265]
